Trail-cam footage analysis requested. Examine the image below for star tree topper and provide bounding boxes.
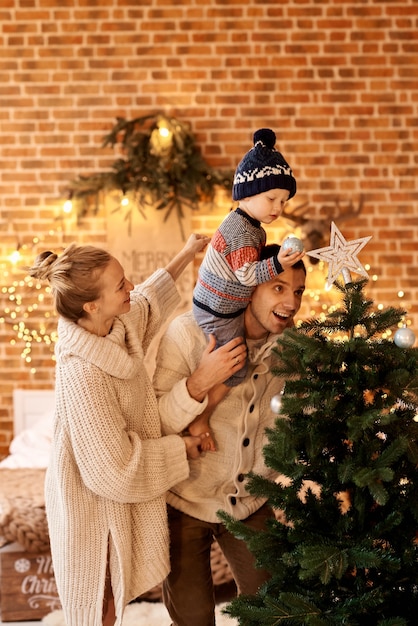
[306,221,372,287]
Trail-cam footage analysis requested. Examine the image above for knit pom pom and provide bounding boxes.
[253,128,276,149]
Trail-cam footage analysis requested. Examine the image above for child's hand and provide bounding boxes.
[278,246,304,269]
[183,433,210,459]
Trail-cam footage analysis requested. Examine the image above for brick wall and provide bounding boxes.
[0,0,417,457]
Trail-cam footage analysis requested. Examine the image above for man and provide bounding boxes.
[153,249,306,626]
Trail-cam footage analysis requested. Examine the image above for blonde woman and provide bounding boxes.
[28,234,209,626]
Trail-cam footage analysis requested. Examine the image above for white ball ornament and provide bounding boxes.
[270,394,283,414]
[282,236,304,254]
[394,326,416,349]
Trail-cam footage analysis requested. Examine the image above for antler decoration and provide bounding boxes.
[281,195,364,264]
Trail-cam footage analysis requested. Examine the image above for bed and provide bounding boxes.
[0,390,57,621]
[0,389,233,603]
[0,389,54,553]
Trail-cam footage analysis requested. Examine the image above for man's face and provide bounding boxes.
[245,266,306,340]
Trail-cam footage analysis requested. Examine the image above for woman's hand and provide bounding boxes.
[165,233,210,281]
[183,233,211,255]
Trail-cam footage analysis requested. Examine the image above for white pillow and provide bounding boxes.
[0,411,53,469]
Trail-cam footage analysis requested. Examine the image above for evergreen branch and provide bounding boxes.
[297,544,349,584]
[66,112,234,225]
[296,279,406,341]
[224,593,328,626]
[376,436,409,468]
[217,510,258,543]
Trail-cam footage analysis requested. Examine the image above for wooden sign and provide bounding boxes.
[106,194,193,305]
[0,544,61,621]
[106,194,194,376]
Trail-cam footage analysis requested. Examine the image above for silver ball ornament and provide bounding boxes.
[270,394,282,414]
[282,236,304,254]
[394,326,416,349]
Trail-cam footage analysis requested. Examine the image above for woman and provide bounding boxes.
[27,234,209,626]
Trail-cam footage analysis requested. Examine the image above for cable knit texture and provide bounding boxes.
[192,208,283,319]
[45,269,190,626]
[154,310,285,523]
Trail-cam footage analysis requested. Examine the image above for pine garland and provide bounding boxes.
[66,113,234,226]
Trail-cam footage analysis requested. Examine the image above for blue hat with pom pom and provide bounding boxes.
[232,128,296,201]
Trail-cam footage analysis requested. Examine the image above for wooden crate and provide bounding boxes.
[0,543,61,622]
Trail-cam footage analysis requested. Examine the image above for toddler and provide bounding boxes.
[191,128,303,449]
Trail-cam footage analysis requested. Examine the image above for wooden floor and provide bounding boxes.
[0,581,237,625]
[0,620,38,626]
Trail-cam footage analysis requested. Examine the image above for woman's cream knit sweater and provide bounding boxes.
[45,269,190,626]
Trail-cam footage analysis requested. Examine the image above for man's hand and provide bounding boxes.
[185,334,247,402]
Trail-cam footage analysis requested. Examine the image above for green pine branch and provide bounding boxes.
[66,112,234,227]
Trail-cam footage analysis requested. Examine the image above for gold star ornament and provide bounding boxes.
[306,221,372,287]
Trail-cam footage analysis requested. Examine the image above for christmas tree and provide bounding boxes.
[219,226,418,625]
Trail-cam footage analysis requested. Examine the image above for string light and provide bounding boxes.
[63,199,73,214]
[0,234,59,372]
[1,211,414,370]
[297,254,413,344]
[8,249,22,265]
[159,126,170,139]
[150,118,174,155]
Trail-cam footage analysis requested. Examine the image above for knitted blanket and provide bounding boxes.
[0,467,49,552]
[0,467,233,595]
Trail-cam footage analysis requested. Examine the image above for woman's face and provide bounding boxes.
[95,257,134,320]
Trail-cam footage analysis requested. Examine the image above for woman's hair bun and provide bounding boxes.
[28,250,58,281]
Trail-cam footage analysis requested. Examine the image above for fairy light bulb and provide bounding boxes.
[150,120,173,155]
[8,250,22,265]
[159,126,170,139]
[63,199,73,214]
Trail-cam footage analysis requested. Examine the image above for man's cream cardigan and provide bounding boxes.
[154,310,285,523]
